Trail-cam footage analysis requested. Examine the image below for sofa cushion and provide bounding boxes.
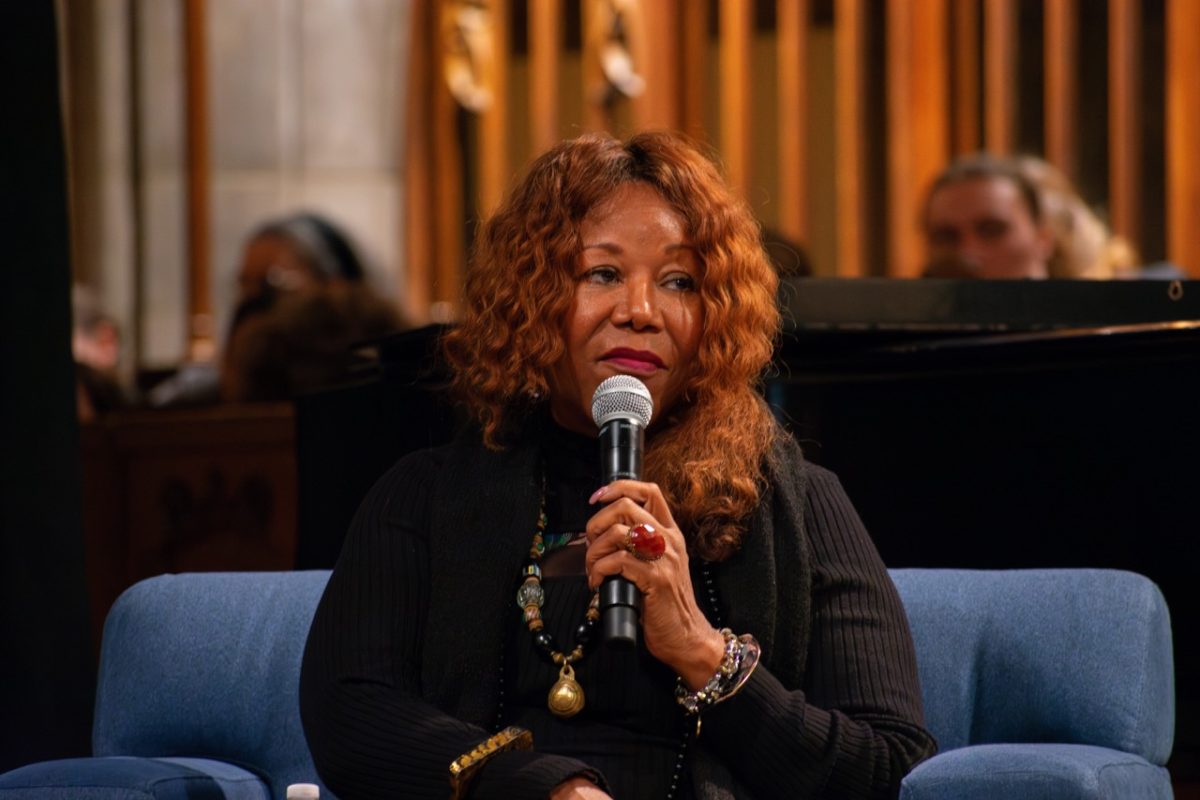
[0,756,271,799]
[899,743,1173,800]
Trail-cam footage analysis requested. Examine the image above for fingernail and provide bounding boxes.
[588,486,608,504]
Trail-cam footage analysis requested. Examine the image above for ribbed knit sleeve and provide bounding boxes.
[298,451,601,800]
[698,464,937,798]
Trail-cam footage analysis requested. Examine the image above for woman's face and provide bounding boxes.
[548,182,704,435]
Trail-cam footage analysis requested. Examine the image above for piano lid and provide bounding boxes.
[780,278,1199,333]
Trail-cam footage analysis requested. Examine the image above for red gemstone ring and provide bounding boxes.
[625,523,666,561]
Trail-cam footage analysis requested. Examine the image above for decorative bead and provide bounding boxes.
[516,581,544,609]
[574,621,594,646]
[522,564,542,580]
[533,630,556,652]
[523,606,541,623]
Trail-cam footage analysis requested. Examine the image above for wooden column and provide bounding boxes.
[1044,0,1078,178]
[887,0,949,278]
[634,0,679,131]
[581,0,610,132]
[183,0,212,361]
[950,0,979,155]
[680,0,709,139]
[405,0,465,323]
[835,0,868,277]
[479,0,510,216]
[777,0,809,243]
[720,0,752,198]
[1167,0,1200,276]
[982,0,1016,154]
[529,0,562,155]
[433,32,464,316]
[1108,0,1141,252]
[404,1,435,323]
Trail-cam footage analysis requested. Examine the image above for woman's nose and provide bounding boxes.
[623,279,658,329]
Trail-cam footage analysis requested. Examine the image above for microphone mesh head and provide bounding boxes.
[591,375,654,429]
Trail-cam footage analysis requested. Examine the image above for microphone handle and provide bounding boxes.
[599,419,644,646]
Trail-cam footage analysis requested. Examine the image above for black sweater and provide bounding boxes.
[299,426,935,799]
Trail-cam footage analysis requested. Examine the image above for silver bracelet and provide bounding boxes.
[674,629,760,716]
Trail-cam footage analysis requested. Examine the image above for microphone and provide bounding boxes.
[591,375,654,646]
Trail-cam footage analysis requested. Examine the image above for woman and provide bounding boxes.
[300,131,935,799]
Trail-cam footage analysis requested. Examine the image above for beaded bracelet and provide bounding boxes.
[449,726,533,799]
[674,629,761,734]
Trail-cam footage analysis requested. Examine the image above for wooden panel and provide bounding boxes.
[720,0,752,198]
[887,0,950,278]
[634,0,680,130]
[81,405,297,648]
[777,0,809,242]
[951,0,979,154]
[1167,0,1200,276]
[1044,0,1077,178]
[835,0,867,276]
[479,0,510,216]
[982,0,1015,153]
[529,0,562,154]
[183,0,212,361]
[1108,0,1140,250]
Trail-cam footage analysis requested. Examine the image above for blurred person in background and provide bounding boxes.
[72,285,127,421]
[921,154,1055,279]
[1012,156,1140,280]
[147,212,404,407]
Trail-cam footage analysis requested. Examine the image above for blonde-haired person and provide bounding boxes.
[1013,156,1139,279]
[300,131,934,799]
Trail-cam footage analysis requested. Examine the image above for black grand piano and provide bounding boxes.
[296,278,1200,781]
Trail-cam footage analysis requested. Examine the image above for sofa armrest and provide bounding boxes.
[899,744,1172,800]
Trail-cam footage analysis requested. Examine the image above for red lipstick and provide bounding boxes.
[602,348,665,372]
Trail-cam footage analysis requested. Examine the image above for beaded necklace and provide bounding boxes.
[509,477,726,799]
[516,488,600,719]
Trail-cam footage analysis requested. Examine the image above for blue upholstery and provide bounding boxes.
[892,568,1174,799]
[0,572,334,800]
[0,568,1174,799]
[0,756,270,799]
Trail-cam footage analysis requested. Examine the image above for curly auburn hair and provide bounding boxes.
[442,130,781,561]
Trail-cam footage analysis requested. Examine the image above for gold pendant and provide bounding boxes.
[547,662,585,718]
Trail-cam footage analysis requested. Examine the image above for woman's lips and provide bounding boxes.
[602,349,665,373]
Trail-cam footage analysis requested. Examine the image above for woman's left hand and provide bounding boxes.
[585,480,726,689]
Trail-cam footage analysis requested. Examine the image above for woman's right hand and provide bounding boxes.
[549,776,613,799]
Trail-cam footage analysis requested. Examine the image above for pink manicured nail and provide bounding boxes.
[588,486,608,504]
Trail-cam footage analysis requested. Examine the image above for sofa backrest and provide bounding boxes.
[93,570,333,799]
[889,568,1174,764]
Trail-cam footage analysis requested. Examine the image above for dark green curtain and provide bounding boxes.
[0,4,95,770]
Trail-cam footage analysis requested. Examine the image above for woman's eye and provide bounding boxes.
[584,267,620,284]
[663,273,696,291]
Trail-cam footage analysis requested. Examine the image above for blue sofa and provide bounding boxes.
[0,568,1174,799]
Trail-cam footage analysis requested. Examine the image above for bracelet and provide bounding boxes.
[674,629,761,728]
[448,726,533,799]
